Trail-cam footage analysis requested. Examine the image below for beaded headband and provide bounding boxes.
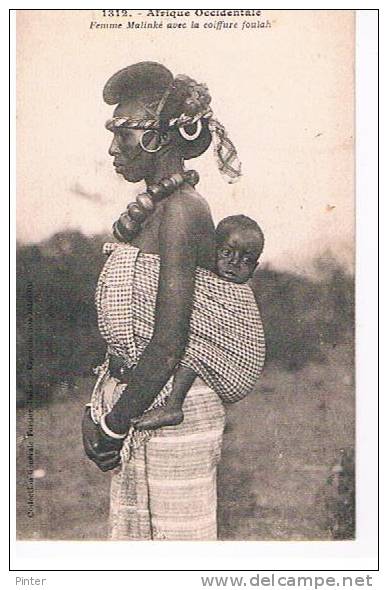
[105,107,242,183]
[105,109,210,132]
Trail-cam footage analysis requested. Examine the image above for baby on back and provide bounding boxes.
[133,214,265,431]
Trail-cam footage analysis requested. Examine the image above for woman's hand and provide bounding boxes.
[82,407,122,472]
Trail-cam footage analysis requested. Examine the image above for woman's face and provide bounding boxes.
[107,101,154,183]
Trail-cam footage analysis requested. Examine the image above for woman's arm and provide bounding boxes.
[105,191,201,434]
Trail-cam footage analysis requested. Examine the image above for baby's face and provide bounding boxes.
[216,228,263,284]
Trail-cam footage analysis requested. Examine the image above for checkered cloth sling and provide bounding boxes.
[95,243,265,402]
[91,243,265,458]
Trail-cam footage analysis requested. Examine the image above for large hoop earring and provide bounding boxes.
[139,130,163,153]
[179,119,202,142]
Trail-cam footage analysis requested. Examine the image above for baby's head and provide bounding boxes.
[215,215,264,284]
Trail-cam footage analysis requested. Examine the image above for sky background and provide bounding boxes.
[16,9,354,274]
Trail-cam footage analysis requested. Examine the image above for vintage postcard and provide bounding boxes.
[14,8,373,561]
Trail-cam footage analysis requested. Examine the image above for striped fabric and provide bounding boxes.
[108,378,225,540]
[95,242,266,405]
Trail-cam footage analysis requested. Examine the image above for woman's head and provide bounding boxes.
[104,62,212,183]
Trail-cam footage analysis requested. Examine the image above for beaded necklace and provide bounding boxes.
[113,169,199,243]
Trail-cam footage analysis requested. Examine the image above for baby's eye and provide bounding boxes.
[241,255,255,265]
[220,248,232,257]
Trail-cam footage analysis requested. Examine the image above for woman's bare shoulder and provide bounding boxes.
[158,185,215,268]
[163,184,213,224]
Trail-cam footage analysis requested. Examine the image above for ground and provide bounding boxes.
[16,344,354,541]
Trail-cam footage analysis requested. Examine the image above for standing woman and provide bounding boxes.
[82,62,242,540]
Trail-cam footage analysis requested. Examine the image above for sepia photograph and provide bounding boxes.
[15,9,357,545]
